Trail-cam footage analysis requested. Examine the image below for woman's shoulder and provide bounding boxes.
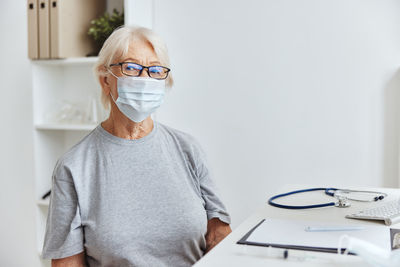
[56,127,99,167]
[157,122,205,156]
[157,122,200,146]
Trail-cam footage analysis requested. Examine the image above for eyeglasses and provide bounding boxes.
[109,62,171,80]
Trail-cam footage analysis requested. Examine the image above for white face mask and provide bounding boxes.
[110,76,166,123]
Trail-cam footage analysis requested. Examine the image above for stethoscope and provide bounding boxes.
[268,188,387,209]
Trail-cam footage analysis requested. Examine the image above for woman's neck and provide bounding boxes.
[101,107,154,140]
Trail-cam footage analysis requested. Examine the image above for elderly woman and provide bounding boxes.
[42,26,231,266]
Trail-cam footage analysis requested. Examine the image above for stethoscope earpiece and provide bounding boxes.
[374,195,385,201]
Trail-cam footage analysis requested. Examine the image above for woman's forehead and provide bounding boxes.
[121,39,159,62]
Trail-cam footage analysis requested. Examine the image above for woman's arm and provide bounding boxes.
[205,218,232,253]
[52,252,87,267]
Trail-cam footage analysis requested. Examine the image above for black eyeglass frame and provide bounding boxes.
[109,62,171,80]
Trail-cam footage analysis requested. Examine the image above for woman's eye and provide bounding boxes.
[124,64,141,71]
[150,67,162,73]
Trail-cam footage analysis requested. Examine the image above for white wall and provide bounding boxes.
[153,0,400,226]
[0,1,40,266]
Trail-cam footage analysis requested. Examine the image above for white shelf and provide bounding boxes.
[30,1,126,264]
[37,199,50,207]
[32,55,102,267]
[35,123,97,131]
[31,57,98,66]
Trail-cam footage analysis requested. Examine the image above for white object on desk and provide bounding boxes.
[246,218,391,252]
[346,200,400,226]
[305,226,365,232]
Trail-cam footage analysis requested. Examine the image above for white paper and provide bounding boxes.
[246,218,391,251]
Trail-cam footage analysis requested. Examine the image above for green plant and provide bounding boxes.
[88,9,124,54]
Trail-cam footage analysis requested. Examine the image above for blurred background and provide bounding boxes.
[1,0,400,266]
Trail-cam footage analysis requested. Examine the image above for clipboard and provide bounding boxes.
[237,219,400,254]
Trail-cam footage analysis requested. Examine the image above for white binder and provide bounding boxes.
[50,0,106,58]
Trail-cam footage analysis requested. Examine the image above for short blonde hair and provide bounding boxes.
[94,26,173,109]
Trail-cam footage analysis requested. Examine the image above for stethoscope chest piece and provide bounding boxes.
[335,196,351,208]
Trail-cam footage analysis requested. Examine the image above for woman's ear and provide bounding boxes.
[99,75,111,95]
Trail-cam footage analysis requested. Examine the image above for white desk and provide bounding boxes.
[194,186,400,267]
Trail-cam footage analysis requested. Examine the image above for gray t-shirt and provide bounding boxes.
[42,121,230,266]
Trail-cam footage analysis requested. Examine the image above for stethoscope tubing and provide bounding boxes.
[268,188,337,209]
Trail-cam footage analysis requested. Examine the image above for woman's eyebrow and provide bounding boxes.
[149,61,161,65]
[121,58,161,65]
[122,58,140,63]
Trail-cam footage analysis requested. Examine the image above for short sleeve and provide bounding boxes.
[193,141,231,225]
[42,160,84,259]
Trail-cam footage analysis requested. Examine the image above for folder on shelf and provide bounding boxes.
[237,218,399,253]
[50,0,106,58]
[27,0,39,59]
[38,0,50,58]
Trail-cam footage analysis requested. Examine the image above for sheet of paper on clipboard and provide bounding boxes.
[238,218,391,253]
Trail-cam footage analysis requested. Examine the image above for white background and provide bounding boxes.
[153,0,400,226]
[1,0,400,266]
[0,0,40,266]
